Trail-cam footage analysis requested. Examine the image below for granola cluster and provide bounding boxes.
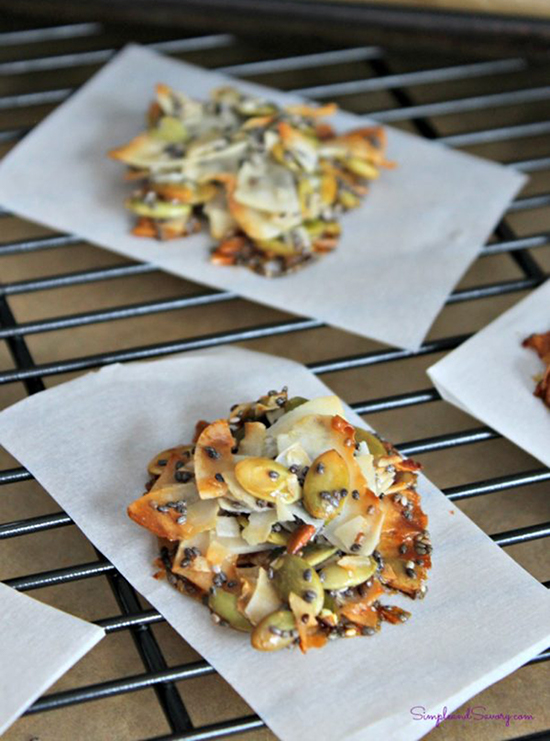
[128,390,431,653]
[110,86,392,277]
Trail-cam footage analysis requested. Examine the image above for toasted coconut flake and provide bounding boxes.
[243,567,282,625]
[195,419,236,499]
[239,422,267,457]
[127,487,216,542]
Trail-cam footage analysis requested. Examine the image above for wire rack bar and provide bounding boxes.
[0,34,235,75]
[371,85,550,123]
[0,22,102,45]
[294,58,527,98]
[512,155,550,171]
[0,271,541,343]
[27,661,214,714]
[144,716,264,741]
[440,120,550,147]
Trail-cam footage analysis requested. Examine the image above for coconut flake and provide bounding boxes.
[243,567,282,625]
[242,509,279,546]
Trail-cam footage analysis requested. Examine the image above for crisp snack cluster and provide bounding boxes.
[110,85,392,277]
[523,330,550,408]
[128,390,431,652]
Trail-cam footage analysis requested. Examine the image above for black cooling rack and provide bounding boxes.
[0,15,549,741]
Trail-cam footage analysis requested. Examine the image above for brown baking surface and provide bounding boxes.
[302,0,550,20]
[0,21,549,741]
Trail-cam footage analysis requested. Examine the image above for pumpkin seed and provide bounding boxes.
[208,589,252,632]
[303,449,349,520]
[251,610,297,651]
[304,219,341,238]
[319,558,376,590]
[345,157,380,179]
[272,554,324,615]
[354,428,387,458]
[125,197,191,220]
[235,457,300,503]
[283,396,308,414]
[256,237,299,257]
[301,543,338,567]
[151,116,189,143]
[338,189,360,210]
[267,529,289,546]
[322,591,339,614]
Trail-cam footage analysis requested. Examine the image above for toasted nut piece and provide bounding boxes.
[286,524,316,555]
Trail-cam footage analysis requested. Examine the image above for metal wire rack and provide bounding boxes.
[0,13,549,741]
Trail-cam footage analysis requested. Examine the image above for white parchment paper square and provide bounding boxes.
[0,347,548,741]
[428,279,550,468]
[0,582,104,735]
[0,44,525,351]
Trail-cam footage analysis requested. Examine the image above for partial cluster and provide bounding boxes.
[523,330,550,408]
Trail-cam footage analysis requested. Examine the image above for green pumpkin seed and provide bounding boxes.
[303,449,349,520]
[301,543,338,567]
[304,219,341,238]
[354,428,387,458]
[251,609,297,651]
[322,591,339,614]
[320,558,376,590]
[283,396,308,414]
[272,554,324,615]
[208,589,252,632]
[255,238,299,257]
[235,457,300,503]
[267,529,289,546]
[152,116,189,143]
[338,189,360,210]
[345,157,380,179]
[125,197,191,220]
